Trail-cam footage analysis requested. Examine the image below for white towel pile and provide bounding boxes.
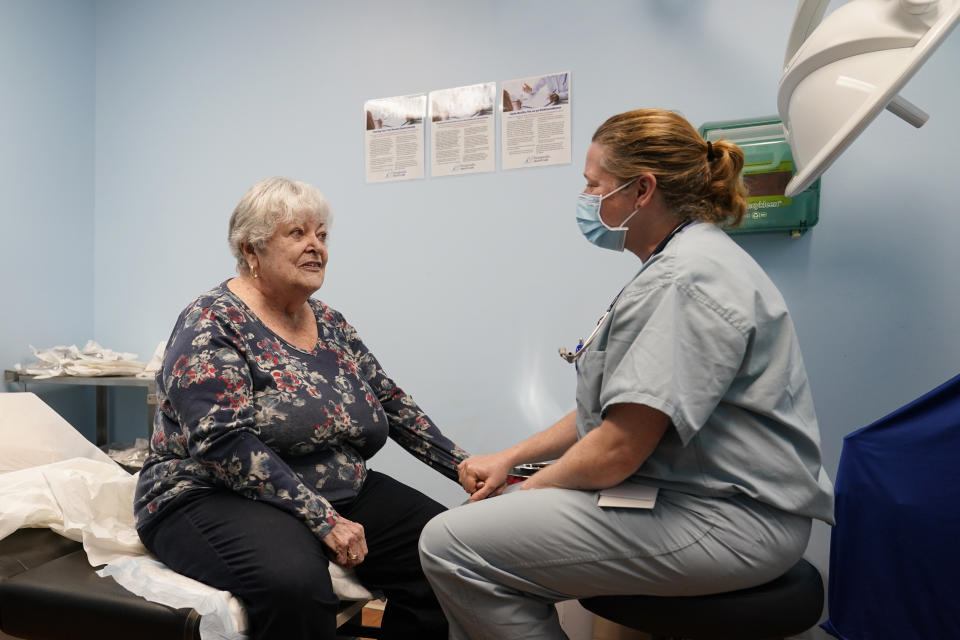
[14,340,146,378]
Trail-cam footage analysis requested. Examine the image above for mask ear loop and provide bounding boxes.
[612,207,640,231]
[601,177,636,201]
[598,178,639,232]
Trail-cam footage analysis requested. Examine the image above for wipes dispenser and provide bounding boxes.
[699,116,821,237]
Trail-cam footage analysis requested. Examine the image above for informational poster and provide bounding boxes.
[364,93,427,183]
[501,71,571,170]
[429,82,496,177]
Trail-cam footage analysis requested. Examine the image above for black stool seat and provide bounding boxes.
[579,559,824,640]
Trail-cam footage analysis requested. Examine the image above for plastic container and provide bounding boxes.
[699,116,820,237]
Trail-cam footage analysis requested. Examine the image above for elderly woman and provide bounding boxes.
[134,177,467,640]
[419,109,835,639]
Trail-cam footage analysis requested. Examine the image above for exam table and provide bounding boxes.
[0,392,380,640]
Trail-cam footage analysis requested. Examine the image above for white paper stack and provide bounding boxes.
[14,340,146,378]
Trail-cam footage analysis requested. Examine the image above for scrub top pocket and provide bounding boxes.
[575,350,607,438]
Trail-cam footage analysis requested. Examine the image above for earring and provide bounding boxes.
[248,264,258,279]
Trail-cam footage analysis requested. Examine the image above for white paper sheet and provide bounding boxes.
[501,71,572,170]
[429,82,496,177]
[364,93,427,183]
[0,392,115,472]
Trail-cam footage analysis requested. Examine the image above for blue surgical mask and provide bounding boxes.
[576,179,639,252]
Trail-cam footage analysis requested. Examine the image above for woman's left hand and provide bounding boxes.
[321,517,368,568]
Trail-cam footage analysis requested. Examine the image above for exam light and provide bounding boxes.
[778,0,960,197]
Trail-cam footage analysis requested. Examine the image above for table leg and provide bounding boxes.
[146,392,157,441]
[95,386,107,446]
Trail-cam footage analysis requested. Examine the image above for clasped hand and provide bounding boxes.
[457,452,515,502]
[321,516,368,568]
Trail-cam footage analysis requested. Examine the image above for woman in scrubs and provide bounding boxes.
[419,109,835,640]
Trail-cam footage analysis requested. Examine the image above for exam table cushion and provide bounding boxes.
[0,529,200,640]
[0,527,82,578]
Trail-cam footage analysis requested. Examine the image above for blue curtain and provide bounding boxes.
[822,372,960,639]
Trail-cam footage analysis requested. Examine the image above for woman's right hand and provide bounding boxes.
[321,517,368,568]
[458,452,513,502]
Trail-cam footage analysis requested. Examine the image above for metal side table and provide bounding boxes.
[3,370,156,446]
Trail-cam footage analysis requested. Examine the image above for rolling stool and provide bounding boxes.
[579,559,824,640]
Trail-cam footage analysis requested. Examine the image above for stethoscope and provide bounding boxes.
[559,219,693,366]
[558,304,615,364]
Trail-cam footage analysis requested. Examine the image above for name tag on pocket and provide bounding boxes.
[597,482,658,509]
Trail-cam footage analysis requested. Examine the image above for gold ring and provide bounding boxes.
[349,553,359,560]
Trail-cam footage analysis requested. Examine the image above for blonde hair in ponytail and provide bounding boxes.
[592,109,748,228]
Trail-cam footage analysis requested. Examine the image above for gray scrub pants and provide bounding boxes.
[418,487,811,640]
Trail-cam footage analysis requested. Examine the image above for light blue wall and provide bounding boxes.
[0,0,97,438]
[88,0,960,586]
[4,0,959,609]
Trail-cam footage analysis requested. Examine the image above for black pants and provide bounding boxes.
[140,471,448,640]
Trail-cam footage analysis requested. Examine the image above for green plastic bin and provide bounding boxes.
[699,116,820,237]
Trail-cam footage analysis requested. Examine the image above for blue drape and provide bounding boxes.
[822,372,960,639]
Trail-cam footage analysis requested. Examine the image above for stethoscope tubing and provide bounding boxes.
[559,219,693,366]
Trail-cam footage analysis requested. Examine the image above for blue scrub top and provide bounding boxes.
[575,222,834,523]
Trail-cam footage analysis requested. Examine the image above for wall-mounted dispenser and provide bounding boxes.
[699,116,820,238]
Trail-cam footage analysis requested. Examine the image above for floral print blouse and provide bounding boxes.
[134,282,468,539]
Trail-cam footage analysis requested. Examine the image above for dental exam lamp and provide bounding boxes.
[778,0,960,197]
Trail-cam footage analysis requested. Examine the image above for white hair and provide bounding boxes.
[228,177,332,272]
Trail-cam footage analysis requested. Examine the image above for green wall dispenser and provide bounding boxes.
[699,117,820,237]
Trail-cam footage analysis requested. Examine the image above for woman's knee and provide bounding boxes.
[242,569,338,640]
[245,552,337,610]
